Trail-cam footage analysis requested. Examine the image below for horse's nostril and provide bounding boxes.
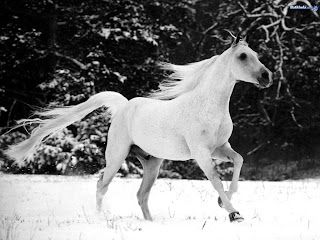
[261,71,269,80]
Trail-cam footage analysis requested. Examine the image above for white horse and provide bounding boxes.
[5,33,272,222]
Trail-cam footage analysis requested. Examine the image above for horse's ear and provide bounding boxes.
[232,32,241,46]
[243,33,249,44]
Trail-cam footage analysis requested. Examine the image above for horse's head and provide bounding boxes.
[229,33,273,88]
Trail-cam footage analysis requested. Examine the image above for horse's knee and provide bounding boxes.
[229,184,238,194]
[233,153,243,168]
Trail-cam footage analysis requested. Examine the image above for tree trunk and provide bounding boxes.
[48,0,57,72]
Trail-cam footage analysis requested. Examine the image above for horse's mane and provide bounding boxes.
[149,55,219,100]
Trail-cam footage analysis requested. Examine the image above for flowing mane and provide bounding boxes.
[149,55,219,100]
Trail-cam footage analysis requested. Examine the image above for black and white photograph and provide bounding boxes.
[0,0,319,239]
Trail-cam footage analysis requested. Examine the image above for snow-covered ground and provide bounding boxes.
[0,174,319,240]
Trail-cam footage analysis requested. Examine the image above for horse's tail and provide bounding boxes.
[5,91,128,166]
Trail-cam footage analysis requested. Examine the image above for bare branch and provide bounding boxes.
[275,32,284,99]
[270,25,279,39]
[258,19,281,42]
[248,13,278,18]
[7,99,17,127]
[202,22,218,35]
[252,4,267,13]
[290,106,303,128]
[258,100,271,123]
[247,141,269,155]
[261,25,270,43]
[211,35,230,44]
[259,19,281,30]
[54,52,91,70]
[246,17,262,36]
[281,18,295,31]
[238,1,277,18]
[238,1,248,14]
[226,9,242,17]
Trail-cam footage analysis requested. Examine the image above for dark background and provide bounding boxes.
[0,0,319,180]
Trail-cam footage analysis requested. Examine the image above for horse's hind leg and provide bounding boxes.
[96,146,131,212]
[96,121,132,212]
[136,154,163,221]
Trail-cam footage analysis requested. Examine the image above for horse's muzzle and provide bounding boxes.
[257,70,273,88]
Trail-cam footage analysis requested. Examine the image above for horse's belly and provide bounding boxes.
[133,134,191,160]
[131,115,191,160]
[129,99,191,160]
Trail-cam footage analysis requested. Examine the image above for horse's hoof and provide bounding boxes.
[218,196,223,208]
[229,212,244,223]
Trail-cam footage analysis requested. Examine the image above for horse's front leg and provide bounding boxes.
[213,142,244,207]
[192,146,244,222]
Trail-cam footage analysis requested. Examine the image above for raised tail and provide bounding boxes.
[5,91,128,166]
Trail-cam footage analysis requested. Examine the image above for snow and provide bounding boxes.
[0,174,319,240]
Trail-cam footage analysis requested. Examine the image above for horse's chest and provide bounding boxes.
[200,115,233,147]
[216,116,233,145]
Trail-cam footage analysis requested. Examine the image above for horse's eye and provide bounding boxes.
[239,53,247,61]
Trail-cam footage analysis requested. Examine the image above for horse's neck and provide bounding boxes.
[191,54,235,115]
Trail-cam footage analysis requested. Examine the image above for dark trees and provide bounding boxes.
[0,0,319,179]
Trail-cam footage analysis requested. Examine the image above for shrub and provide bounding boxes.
[0,110,110,174]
